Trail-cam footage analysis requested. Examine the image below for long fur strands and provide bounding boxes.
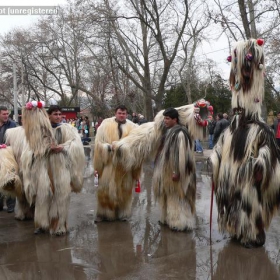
[114,103,206,172]
[0,147,22,197]
[52,124,85,193]
[155,103,205,140]
[210,38,280,247]
[229,39,265,118]
[5,126,26,166]
[153,126,196,231]
[22,107,55,157]
[21,121,85,234]
[211,117,280,246]
[113,106,199,231]
[113,122,161,171]
[153,126,195,197]
[4,127,35,220]
[6,111,85,233]
[93,117,139,221]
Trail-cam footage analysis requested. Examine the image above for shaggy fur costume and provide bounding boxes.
[93,117,138,221]
[5,107,85,235]
[0,146,22,198]
[114,103,208,231]
[4,127,34,220]
[211,38,280,247]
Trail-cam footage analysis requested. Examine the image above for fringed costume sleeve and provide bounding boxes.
[53,123,85,193]
[0,147,22,197]
[113,122,160,171]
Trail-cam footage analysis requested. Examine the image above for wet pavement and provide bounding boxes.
[1,147,280,279]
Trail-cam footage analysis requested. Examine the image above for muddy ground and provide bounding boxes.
[0,148,280,279]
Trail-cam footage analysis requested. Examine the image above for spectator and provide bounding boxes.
[78,116,84,133]
[271,111,280,148]
[94,117,103,135]
[138,114,148,125]
[207,115,216,149]
[84,116,90,137]
[132,112,139,124]
[75,117,80,129]
[0,106,17,213]
[213,113,230,145]
[195,139,203,153]
[223,113,229,121]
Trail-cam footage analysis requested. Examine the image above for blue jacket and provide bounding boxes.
[0,119,17,144]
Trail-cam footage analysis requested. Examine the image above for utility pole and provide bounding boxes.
[21,61,25,105]
[13,63,18,122]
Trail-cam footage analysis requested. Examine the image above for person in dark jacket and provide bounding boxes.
[138,114,148,125]
[0,106,17,213]
[271,112,280,148]
[132,112,139,124]
[207,115,216,149]
[213,113,229,145]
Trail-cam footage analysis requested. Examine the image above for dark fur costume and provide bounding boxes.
[211,38,280,247]
[153,125,196,230]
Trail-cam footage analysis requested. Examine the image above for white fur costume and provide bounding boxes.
[93,117,138,221]
[211,39,280,247]
[114,103,210,231]
[5,104,85,235]
[0,146,22,199]
[4,127,34,220]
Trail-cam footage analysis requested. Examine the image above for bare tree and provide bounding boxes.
[177,2,210,103]
[89,0,195,120]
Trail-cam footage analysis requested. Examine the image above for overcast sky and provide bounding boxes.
[0,0,67,34]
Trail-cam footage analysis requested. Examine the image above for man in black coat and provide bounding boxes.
[0,106,17,213]
[207,115,216,149]
[213,112,229,145]
[271,112,280,147]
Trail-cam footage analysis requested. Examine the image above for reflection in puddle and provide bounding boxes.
[1,151,280,279]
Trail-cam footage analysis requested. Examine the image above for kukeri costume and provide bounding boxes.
[0,145,22,202]
[4,101,85,235]
[113,101,212,231]
[211,39,280,247]
[4,127,34,220]
[93,117,138,221]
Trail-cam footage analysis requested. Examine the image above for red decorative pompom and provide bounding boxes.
[135,180,141,193]
[256,39,264,46]
[197,99,207,108]
[37,101,43,108]
[172,173,180,182]
[227,55,232,62]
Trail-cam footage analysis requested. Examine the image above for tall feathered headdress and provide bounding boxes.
[22,101,55,157]
[228,38,265,118]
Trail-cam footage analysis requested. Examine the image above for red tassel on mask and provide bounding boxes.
[135,180,141,193]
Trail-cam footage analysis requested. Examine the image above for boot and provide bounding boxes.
[6,196,16,213]
[0,194,3,211]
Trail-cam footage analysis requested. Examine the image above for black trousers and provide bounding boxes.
[0,194,16,210]
[277,138,280,148]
